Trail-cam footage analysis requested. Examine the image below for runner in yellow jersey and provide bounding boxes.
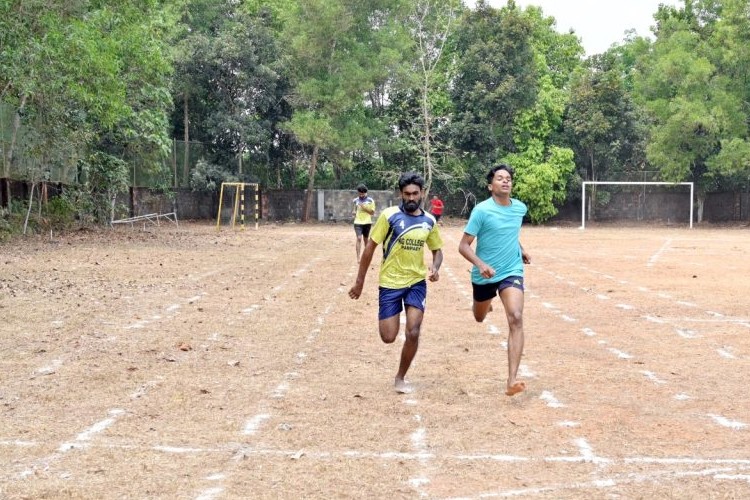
[352,184,375,263]
[349,173,443,393]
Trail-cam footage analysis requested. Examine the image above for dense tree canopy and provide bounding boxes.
[3,0,750,225]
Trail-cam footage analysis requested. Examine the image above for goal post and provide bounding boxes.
[581,181,694,229]
[216,182,260,230]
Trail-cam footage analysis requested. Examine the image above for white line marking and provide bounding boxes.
[195,487,224,500]
[626,457,750,465]
[581,328,596,337]
[410,427,427,450]
[648,238,672,267]
[595,294,609,301]
[58,409,125,451]
[154,445,206,454]
[717,348,736,359]
[674,393,691,400]
[715,474,750,483]
[0,440,36,447]
[540,391,565,408]
[616,303,634,310]
[707,414,748,430]
[574,438,610,464]
[408,416,430,494]
[676,301,697,307]
[607,348,633,359]
[243,414,271,435]
[643,315,665,324]
[35,359,63,376]
[675,328,699,339]
[641,371,667,385]
[518,364,536,378]
[454,454,528,462]
[125,320,149,330]
[271,382,289,398]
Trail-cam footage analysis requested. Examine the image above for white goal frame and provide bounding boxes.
[581,181,694,229]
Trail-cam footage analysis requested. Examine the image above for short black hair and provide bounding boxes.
[397,172,424,191]
[486,164,514,183]
[356,183,368,193]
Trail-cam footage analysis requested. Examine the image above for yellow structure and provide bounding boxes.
[216,182,259,230]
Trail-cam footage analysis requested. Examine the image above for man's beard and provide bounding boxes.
[403,200,420,212]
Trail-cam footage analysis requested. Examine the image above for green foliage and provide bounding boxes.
[505,146,575,224]
[5,0,750,226]
[44,195,77,230]
[189,159,238,193]
[450,2,538,162]
[564,53,643,187]
[634,0,750,205]
[0,201,26,241]
[81,152,130,225]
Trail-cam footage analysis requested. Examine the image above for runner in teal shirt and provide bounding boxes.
[459,164,531,397]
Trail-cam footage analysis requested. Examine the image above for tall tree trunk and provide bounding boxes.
[587,149,597,221]
[183,92,190,186]
[22,182,35,235]
[696,193,705,223]
[3,93,27,208]
[421,73,433,199]
[303,145,318,222]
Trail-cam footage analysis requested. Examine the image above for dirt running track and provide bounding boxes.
[1,220,749,499]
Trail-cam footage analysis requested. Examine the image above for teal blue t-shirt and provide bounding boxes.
[463,197,527,284]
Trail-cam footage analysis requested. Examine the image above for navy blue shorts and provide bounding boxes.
[378,280,427,320]
[354,223,371,238]
[472,276,524,302]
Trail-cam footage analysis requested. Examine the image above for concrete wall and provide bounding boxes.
[261,189,398,222]
[3,179,749,225]
[319,189,398,222]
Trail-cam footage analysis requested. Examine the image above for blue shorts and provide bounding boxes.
[354,223,371,238]
[472,276,524,302]
[378,280,427,320]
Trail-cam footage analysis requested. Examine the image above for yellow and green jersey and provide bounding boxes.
[353,196,375,225]
[370,205,443,289]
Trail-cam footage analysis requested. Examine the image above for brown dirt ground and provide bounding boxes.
[1,219,750,499]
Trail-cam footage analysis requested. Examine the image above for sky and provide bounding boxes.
[476,0,683,56]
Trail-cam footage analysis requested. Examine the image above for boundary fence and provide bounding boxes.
[1,178,748,224]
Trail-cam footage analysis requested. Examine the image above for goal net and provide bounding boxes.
[581,181,694,229]
[216,182,260,230]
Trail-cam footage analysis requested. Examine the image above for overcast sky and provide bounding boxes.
[471,0,682,56]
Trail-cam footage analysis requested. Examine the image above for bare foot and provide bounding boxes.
[395,378,413,394]
[505,381,526,396]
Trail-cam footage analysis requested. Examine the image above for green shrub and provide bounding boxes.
[44,195,77,230]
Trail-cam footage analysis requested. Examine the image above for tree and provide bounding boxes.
[400,0,462,196]
[1,1,174,209]
[565,51,643,220]
[450,0,538,167]
[501,3,580,223]
[634,0,749,221]
[282,0,408,220]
